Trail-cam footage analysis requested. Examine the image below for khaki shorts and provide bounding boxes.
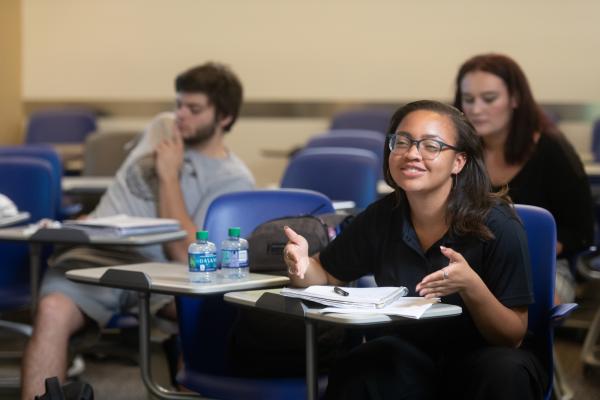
[40,246,173,328]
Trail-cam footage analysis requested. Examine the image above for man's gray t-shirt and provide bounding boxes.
[90,112,255,261]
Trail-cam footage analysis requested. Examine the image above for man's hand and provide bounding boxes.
[155,126,184,181]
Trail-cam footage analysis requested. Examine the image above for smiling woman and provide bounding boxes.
[283,100,548,399]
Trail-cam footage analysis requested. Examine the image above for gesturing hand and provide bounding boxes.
[283,226,310,279]
[155,126,184,181]
[416,246,477,299]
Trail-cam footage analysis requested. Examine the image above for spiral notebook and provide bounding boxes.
[281,285,408,309]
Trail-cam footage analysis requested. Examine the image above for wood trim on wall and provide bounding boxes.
[23,99,599,122]
[0,0,22,145]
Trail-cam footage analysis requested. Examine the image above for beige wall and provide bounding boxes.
[19,0,600,185]
[22,0,600,103]
[0,0,22,144]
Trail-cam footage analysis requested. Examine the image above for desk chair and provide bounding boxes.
[176,189,335,399]
[330,108,392,134]
[576,196,600,373]
[514,204,578,400]
[281,147,379,209]
[25,109,97,145]
[0,157,55,387]
[0,145,81,219]
[357,205,577,400]
[83,131,139,176]
[305,131,385,180]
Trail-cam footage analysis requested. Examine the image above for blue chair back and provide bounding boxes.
[25,109,97,144]
[176,189,334,399]
[330,109,392,134]
[0,157,55,310]
[357,204,559,399]
[281,147,379,209]
[514,204,557,399]
[305,131,386,179]
[0,145,63,218]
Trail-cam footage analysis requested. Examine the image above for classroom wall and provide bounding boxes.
[17,0,600,185]
[0,0,22,145]
[22,0,600,102]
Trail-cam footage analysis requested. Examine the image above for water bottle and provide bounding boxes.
[220,227,249,279]
[188,231,217,283]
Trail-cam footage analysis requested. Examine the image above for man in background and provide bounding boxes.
[21,62,254,399]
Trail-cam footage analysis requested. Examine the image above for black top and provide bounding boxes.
[320,194,533,354]
[494,132,593,255]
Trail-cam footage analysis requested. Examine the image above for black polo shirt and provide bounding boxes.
[320,194,534,353]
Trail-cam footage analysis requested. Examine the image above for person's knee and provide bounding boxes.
[467,348,538,394]
[35,293,85,334]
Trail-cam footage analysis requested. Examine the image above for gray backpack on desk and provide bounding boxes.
[248,213,352,274]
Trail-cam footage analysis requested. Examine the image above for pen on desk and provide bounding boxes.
[333,286,349,296]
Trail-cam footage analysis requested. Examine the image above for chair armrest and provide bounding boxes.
[551,303,578,326]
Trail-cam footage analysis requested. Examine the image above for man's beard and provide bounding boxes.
[183,120,218,147]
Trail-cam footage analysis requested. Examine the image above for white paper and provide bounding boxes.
[281,285,408,309]
[62,214,180,236]
[318,297,439,319]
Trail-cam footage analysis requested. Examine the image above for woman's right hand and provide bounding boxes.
[283,226,310,279]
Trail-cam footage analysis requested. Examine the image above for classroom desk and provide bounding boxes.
[52,143,84,174]
[62,176,113,195]
[0,212,30,228]
[0,227,186,310]
[66,263,290,400]
[225,288,462,400]
[585,162,600,185]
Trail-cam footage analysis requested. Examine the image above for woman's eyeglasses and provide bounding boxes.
[387,133,460,160]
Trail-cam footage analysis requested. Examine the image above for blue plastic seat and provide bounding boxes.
[281,147,379,209]
[330,108,393,134]
[357,204,577,400]
[0,156,55,308]
[511,205,577,400]
[0,145,80,219]
[25,109,97,144]
[0,157,55,386]
[176,189,334,399]
[305,131,386,179]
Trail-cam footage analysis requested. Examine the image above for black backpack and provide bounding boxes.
[248,213,353,274]
[35,377,94,400]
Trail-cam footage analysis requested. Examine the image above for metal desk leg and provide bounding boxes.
[137,291,202,400]
[306,319,318,400]
[29,243,42,315]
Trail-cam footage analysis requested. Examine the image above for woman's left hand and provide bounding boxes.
[415,245,478,299]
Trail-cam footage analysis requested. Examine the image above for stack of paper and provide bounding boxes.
[62,214,181,236]
[319,297,440,319]
[281,285,408,309]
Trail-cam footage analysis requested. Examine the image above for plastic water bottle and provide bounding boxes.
[188,231,217,283]
[220,227,249,279]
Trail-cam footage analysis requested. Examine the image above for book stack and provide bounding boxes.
[62,214,181,237]
[281,285,438,319]
[281,285,408,309]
